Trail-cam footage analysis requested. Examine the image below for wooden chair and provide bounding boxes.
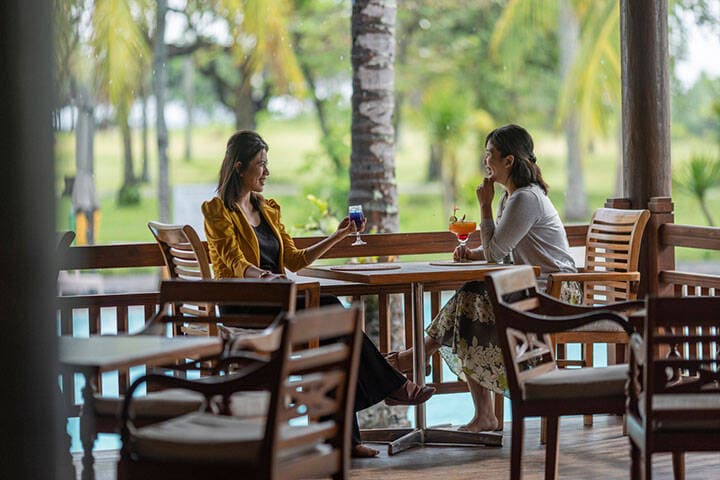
[546,207,650,428]
[117,303,363,480]
[627,296,720,480]
[546,207,650,369]
[148,221,216,335]
[546,207,649,431]
[90,279,297,444]
[485,266,636,480]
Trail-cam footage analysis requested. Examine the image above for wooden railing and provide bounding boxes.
[57,228,588,410]
[659,223,720,296]
[57,218,720,413]
[57,227,590,338]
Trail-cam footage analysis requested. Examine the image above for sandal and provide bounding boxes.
[385,351,431,376]
[385,380,436,406]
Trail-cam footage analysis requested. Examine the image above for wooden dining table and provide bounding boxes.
[299,260,539,455]
[59,335,223,480]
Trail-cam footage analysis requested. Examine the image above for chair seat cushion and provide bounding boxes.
[638,393,720,431]
[93,389,205,418]
[227,391,269,418]
[524,364,627,400]
[130,411,330,464]
[94,390,270,420]
[570,320,627,332]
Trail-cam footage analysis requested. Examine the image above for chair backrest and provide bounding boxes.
[56,230,75,286]
[264,304,363,478]
[582,208,650,304]
[148,221,212,281]
[56,230,75,255]
[148,221,214,322]
[629,296,720,423]
[155,279,297,332]
[485,266,557,401]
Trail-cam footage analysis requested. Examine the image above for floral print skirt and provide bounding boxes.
[426,280,583,396]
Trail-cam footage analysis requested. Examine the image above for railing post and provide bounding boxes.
[605,198,632,209]
[646,197,675,297]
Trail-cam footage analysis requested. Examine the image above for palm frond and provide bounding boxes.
[673,155,720,200]
[91,0,150,113]
[557,0,619,146]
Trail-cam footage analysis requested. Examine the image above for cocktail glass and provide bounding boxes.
[449,220,477,261]
[348,205,367,246]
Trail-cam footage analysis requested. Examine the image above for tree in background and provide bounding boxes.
[184,0,306,129]
[292,0,352,175]
[54,0,101,243]
[674,156,720,226]
[154,0,171,222]
[350,0,398,233]
[91,0,151,205]
[419,77,472,214]
[491,0,599,220]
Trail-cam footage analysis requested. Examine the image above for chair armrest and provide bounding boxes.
[225,327,282,354]
[120,359,271,427]
[545,271,641,298]
[213,350,272,376]
[503,308,634,336]
[536,291,645,315]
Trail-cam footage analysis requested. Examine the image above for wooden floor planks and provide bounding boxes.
[75,415,720,479]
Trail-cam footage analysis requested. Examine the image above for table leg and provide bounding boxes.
[388,281,502,454]
[79,372,97,480]
[412,282,427,430]
[386,282,428,455]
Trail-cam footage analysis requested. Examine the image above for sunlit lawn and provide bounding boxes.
[55,114,720,260]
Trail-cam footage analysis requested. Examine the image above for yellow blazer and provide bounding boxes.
[201,195,308,278]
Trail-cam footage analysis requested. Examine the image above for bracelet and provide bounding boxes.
[259,270,272,278]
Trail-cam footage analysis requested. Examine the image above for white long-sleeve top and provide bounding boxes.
[480,183,576,289]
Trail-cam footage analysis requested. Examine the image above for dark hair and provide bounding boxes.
[217,131,269,210]
[485,124,548,194]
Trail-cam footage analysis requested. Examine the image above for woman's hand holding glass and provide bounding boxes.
[453,245,481,262]
[335,214,366,240]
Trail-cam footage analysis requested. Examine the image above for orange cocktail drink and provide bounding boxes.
[449,220,477,243]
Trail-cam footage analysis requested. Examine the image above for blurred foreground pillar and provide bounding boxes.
[0,0,74,478]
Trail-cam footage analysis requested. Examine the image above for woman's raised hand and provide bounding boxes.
[476,177,495,207]
[337,215,365,236]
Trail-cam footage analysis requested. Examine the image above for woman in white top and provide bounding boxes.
[387,124,581,432]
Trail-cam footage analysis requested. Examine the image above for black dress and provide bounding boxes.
[222,215,407,445]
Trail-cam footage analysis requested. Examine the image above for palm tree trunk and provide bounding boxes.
[154,0,170,222]
[183,56,194,162]
[700,199,715,226]
[73,84,99,244]
[140,81,150,183]
[120,115,135,188]
[559,0,588,220]
[350,0,398,234]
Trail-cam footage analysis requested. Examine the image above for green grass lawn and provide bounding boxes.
[55,115,720,260]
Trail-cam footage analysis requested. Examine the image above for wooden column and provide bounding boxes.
[620,0,673,297]
[620,0,672,206]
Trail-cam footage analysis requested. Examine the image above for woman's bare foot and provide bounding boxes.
[458,415,499,432]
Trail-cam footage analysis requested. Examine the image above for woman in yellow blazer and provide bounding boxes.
[202,130,434,458]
